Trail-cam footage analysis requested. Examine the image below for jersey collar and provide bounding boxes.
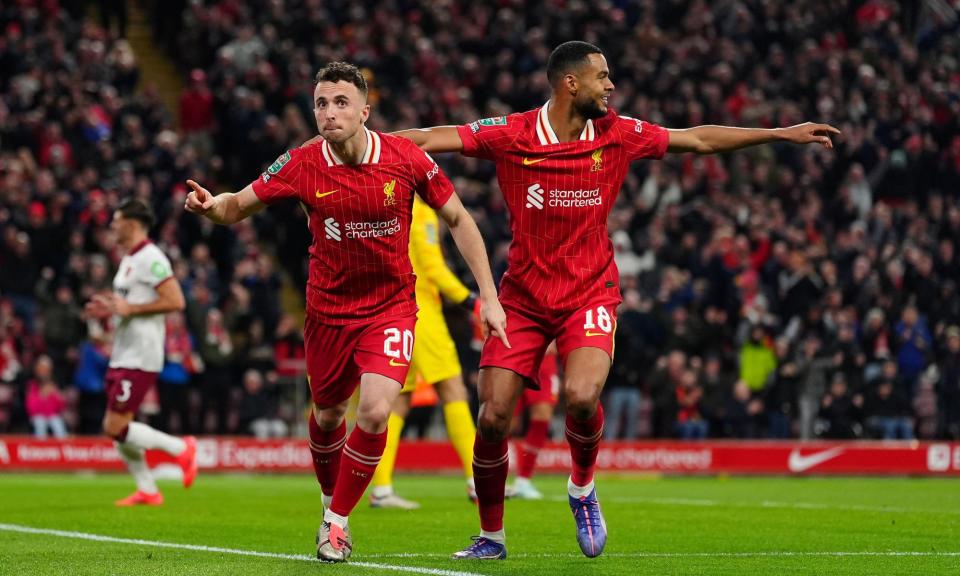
[321,127,381,167]
[128,239,151,256]
[535,101,595,146]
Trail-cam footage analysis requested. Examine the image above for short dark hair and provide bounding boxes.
[314,61,368,97]
[116,198,154,229]
[546,41,603,86]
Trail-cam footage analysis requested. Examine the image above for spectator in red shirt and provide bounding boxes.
[675,369,708,440]
[273,314,305,380]
[179,68,215,157]
[37,122,74,171]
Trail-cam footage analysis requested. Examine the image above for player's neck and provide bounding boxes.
[546,99,587,143]
[329,126,368,165]
[122,233,149,254]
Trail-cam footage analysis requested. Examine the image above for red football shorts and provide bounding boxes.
[106,368,158,413]
[304,312,417,407]
[480,299,617,389]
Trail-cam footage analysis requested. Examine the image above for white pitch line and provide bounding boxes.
[544,495,960,516]
[365,551,960,559]
[0,523,481,576]
[4,522,955,563]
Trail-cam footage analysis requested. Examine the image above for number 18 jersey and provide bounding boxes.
[456,103,668,313]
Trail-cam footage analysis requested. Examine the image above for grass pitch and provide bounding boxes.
[0,472,957,575]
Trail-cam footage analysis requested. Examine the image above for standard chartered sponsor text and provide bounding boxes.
[549,187,601,207]
[344,217,401,238]
[535,446,712,470]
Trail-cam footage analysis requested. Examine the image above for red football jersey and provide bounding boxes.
[457,103,668,312]
[251,128,454,324]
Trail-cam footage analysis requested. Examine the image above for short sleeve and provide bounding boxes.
[409,145,455,210]
[145,250,174,288]
[457,114,523,160]
[616,116,669,161]
[251,148,306,204]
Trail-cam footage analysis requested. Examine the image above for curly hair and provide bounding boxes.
[314,61,368,97]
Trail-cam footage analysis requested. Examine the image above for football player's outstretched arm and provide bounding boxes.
[185,180,266,225]
[436,193,509,348]
[392,126,464,154]
[666,122,841,154]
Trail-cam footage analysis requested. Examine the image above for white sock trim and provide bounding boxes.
[480,529,505,544]
[324,508,348,529]
[567,477,595,498]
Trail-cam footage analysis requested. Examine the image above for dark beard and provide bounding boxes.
[573,97,607,120]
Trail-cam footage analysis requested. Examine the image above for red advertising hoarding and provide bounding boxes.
[1,436,958,475]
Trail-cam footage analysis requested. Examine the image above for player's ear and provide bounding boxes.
[361,103,371,123]
[564,73,579,96]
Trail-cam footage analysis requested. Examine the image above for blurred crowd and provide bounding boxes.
[0,1,299,437]
[2,0,960,440]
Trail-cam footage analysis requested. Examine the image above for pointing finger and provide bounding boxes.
[186,180,208,198]
[494,321,511,349]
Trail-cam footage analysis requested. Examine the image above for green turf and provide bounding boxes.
[0,473,957,575]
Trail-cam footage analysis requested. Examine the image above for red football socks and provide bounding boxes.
[517,419,549,480]
[329,424,387,517]
[565,404,604,487]
[473,434,510,532]
[308,416,346,498]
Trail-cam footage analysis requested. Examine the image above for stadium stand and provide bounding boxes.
[2,0,959,440]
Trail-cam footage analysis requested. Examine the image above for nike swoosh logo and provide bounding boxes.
[787,447,845,473]
[585,331,608,337]
[315,189,338,198]
[522,157,547,166]
[388,358,408,367]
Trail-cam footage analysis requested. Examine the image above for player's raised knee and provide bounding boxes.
[356,403,391,432]
[312,402,348,431]
[564,380,602,420]
[477,404,512,441]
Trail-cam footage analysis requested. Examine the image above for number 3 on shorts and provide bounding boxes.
[116,379,132,403]
[583,306,613,334]
[383,328,414,361]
